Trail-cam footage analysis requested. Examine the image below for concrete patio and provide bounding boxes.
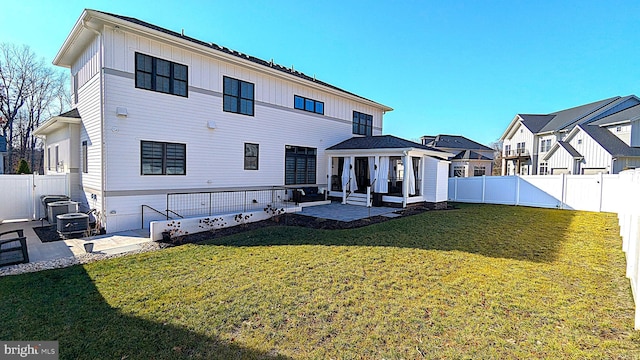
[0,219,151,264]
[299,202,401,221]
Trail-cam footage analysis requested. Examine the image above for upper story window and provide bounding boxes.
[294,95,324,115]
[504,144,511,155]
[539,139,551,152]
[516,142,526,154]
[135,53,188,97]
[141,141,186,175]
[353,111,373,136]
[223,76,254,116]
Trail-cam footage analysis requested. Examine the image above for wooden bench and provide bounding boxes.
[0,229,29,266]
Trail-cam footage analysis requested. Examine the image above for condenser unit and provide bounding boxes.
[57,213,89,237]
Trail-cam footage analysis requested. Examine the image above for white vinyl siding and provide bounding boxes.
[101,26,384,133]
[606,124,631,145]
[71,34,101,96]
[567,130,612,174]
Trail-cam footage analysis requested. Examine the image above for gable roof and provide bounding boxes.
[543,140,583,161]
[578,124,640,157]
[423,134,492,151]
[58,10,391,111]
[518,114,556,133]
[451,150,492,161]
[557,141,583,158]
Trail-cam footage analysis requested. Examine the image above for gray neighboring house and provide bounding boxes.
[501,95,640,175]
[420,135,494,177]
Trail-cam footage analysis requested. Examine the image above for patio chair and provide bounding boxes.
[0,229,29,266]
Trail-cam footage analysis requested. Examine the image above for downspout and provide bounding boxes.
[82,20,106,230]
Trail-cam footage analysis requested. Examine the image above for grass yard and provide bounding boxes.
[1,204,639,359]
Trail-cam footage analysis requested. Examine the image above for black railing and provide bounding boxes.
[166,186,290,218]
[504,149,530,157]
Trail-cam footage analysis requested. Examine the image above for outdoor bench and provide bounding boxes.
[0,229,29,266]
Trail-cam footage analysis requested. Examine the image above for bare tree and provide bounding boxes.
[489,139,503,176]
[0,43,69,173]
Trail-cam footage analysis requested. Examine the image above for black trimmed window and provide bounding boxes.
[223,76,254,116]
[135,53,188,97]
[141,141,186,175]
[285,146,316,185]
[353,111,373,136]
[294,95,324,115]
[244,143,259,170]
[82,141,88,173]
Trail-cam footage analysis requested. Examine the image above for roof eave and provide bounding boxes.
[62,10,393,112]
[34,116,82,136]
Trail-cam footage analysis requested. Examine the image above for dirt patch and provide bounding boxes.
[167,203,453,246]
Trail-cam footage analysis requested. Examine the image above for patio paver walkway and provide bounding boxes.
[299,202,399,222]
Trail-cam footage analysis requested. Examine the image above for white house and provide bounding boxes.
[420,134,494,177]
[34,10,450,233]
[500,95,640,175]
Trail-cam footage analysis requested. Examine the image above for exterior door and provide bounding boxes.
[354,157,369,193]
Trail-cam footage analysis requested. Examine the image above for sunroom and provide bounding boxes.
[325,135,452,207]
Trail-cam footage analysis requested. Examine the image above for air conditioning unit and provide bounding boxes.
[57,213,89,236]
[48,201,79,223]
[41,195,70,220]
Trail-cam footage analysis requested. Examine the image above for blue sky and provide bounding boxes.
[2,0,639,145]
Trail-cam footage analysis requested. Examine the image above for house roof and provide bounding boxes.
[588,103,640,126]
[451,150,492,161]
[60,10,391,112]
[557,141,583,159]
[578,124,640,157]
[327,135,440,151]
[422,134,493,151]
[57,108,81,119]
[34,108,82,136]
[541,96,620,132]
[518,114,556,133]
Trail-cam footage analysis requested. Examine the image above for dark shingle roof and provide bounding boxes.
[327,135,443,152]
[424,134,492,151]
[451,150,492,161]
[92,10,388,108]
[541,96,619,132]
[588,103,640,126]
[557,141,582,158]
[57,108,81,118]
[579,124,640,157]
[518,114,556,133]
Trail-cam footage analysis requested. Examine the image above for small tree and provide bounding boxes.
[16,158,30,174]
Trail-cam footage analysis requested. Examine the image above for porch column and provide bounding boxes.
[402,153,410,207]
[326,155,332,200]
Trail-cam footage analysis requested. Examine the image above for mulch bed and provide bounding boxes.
[33,225,63,243]
[167,204,453,246]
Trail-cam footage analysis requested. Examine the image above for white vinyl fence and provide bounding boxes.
[449,170,640,329]
[0,174,70,223]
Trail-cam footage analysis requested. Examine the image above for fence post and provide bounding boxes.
[598,172,604,212]
[515,176,520,206]
[482,175,486,203]
[560,173,566,210]
[454,176,458,201]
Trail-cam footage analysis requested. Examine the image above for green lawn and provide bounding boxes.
[1,204,639,359]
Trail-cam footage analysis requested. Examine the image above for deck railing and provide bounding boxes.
[166,186,291,218]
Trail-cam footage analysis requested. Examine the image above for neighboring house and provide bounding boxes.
[420,135,494,177]
[500,95,640,175]
[34,9,450,233]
